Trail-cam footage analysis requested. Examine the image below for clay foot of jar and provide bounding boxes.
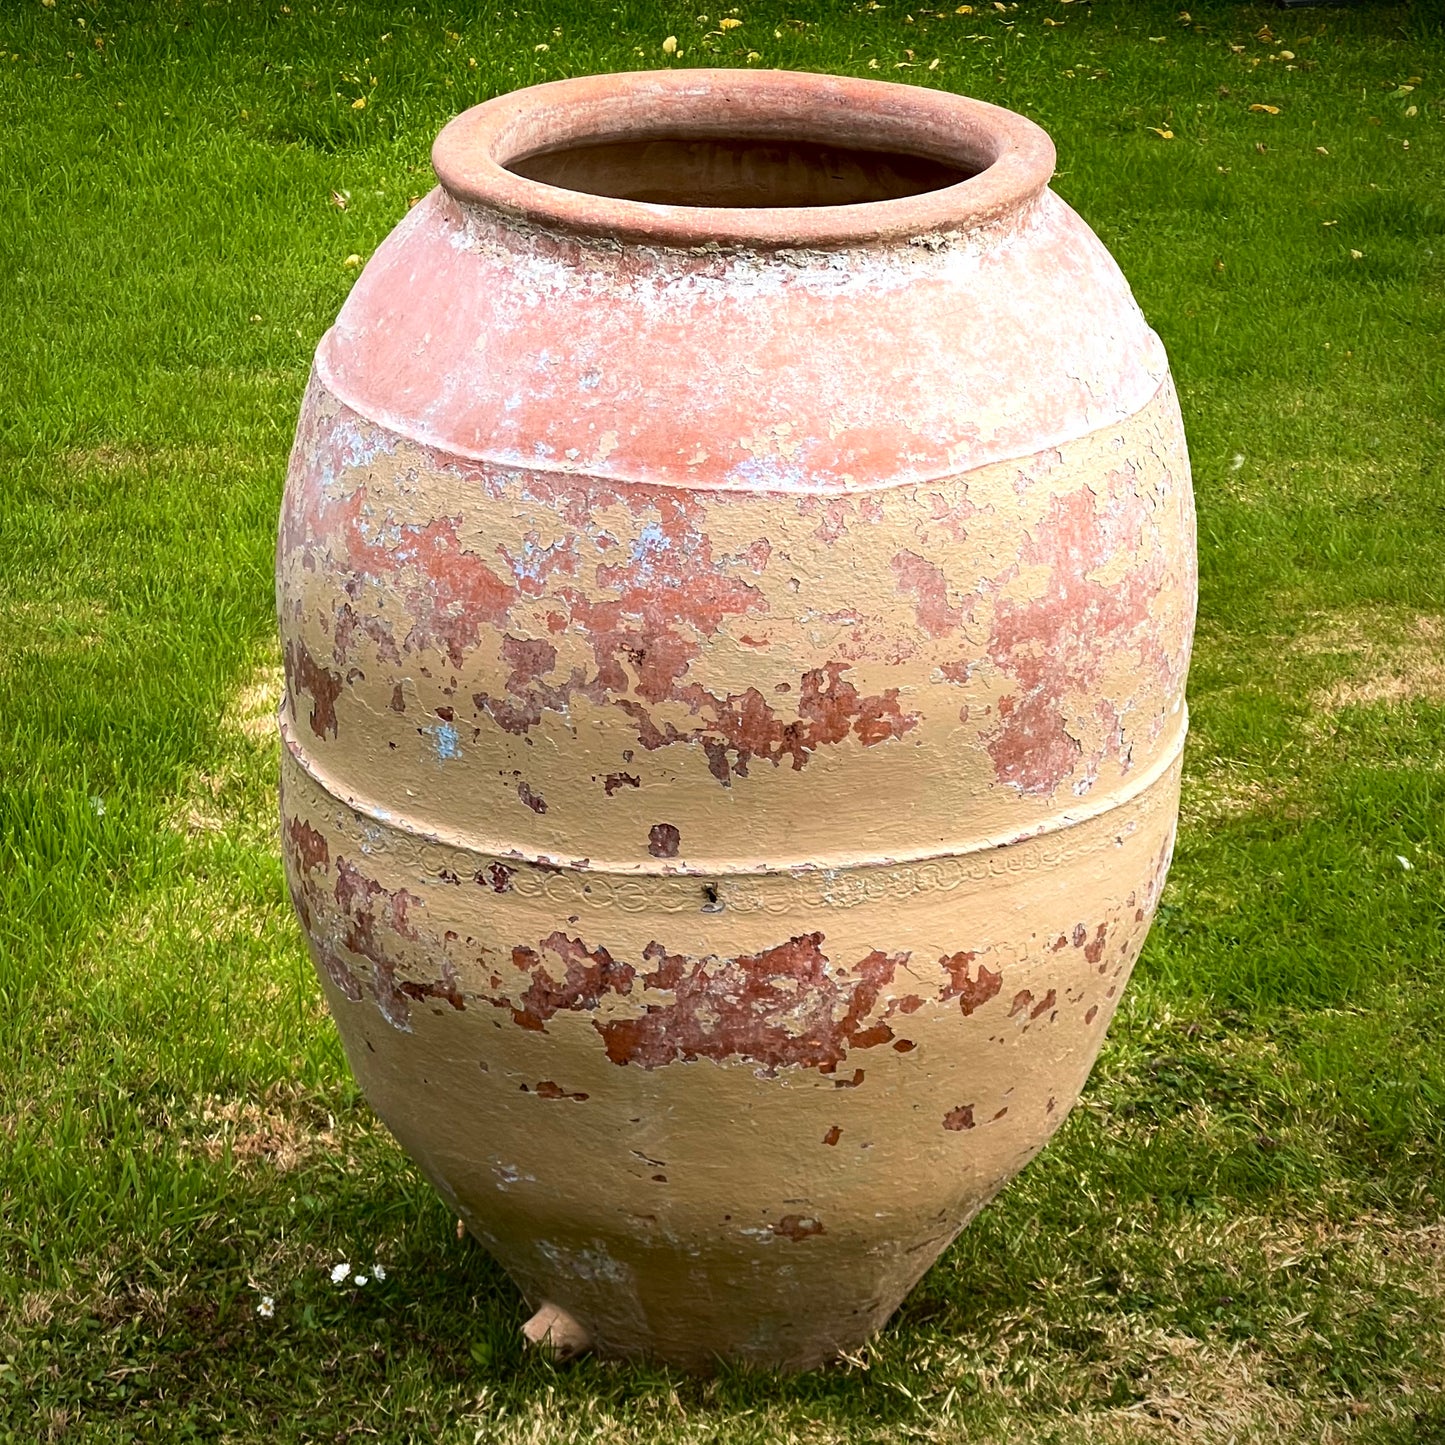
[521,1301,592,1360]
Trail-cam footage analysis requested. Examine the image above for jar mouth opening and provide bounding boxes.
[507,136,978,211]
[433,70,1055,249]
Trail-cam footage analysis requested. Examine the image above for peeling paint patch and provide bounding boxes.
[771,1214,824,1241]
[535,1239,631,1285]
[979,469,1182,798]
[985,691,1081,797]
[502,933,635,1032]
[286,816,330,875]
[647,823,681,859]
[289,853,468,1030]
[927,488,987,545]
[315,939,364,1002]
[594,934,907,1074]
[477,862,514,893]
[333,601,401,668]
[284,639,343,740]
[475,637,916,787]
[891,550,966,639]
[529,1080,591,1101]
[294,475,518,670]
[491,1160,537,1190]
[427,720,462,760]
[938,952,1002,1016]
[943,1104,976,1131]
[473,928,911,1075]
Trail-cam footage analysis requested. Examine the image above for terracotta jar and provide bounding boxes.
[278,69,1195,1371]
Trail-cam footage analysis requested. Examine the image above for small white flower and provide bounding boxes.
[1229,453,1245,471]
[257,1296,275,1318]
[353,1274,369,1286]
[1397,855,1413,871]
[330,1262,351,1284]
[371,1263,387,1282]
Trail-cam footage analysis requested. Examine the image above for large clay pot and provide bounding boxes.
[277,69,1194,1371]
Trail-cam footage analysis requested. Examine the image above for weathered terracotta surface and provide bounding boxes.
[277,69,1195,1371]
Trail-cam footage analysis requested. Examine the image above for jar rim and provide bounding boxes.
[432,69,1056,249]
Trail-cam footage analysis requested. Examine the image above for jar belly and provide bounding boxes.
[280,731,1180,1368]
[277,370,1193,873]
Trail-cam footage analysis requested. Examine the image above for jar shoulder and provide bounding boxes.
[313,188,1170,493]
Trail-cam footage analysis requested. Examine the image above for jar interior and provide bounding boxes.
[506,136,977,209]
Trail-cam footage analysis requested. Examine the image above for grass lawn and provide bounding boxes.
[2,0,1443,1439]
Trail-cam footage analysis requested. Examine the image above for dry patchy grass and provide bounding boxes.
[187,1084,342,1176]
[1300,610,1445,713]
[168,654,283,847]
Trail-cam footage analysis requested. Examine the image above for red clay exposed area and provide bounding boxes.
[937,951,1002,1016]
[286,419,920,784]
[286,816,330,874]
[283,846,468,1029]
[283,639,343,740]
[595,934,908,1073]
[506,932,636,1032]
[771,1215,825,1241]
[981,473,1178,796]
[285,825,1156,1071]
[891,550,968,639]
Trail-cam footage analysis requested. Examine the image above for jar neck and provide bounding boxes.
[432,70,1055,255]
